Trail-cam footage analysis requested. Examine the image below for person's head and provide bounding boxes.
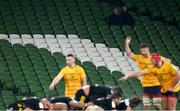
[112,87,123,94]
[151,52,163,67]
[129,97,142,109]
[66,54,75,67]
[111,93,122,105]
[41,98,51,110]
[122,6,128,12]
[113,7,119,15]
[140,44,150,56]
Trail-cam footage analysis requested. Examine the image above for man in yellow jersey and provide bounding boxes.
[125,36,162,110]
[49,54,87,98]
[120,53,180,110]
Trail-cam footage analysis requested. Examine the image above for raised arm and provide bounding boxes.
[125,36,135,58]
[49,75,63,90]
[119,70,148,81]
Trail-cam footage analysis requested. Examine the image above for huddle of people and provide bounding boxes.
[6,84,142,111]
[107,6,135,26]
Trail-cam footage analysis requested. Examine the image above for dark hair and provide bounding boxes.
[129,97,142,108]
[66,54,74,58]
[111,93,122,99]
[140,43,149,49]
[112,87,123,94]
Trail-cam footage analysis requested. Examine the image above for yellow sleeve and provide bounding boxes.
[132,54,139,61]
[79,67,86,78]
[169,64,178,76]
[58,68,65,77]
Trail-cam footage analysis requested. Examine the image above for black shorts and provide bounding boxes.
[161,91,179,98]
[143,86,161,98]
[88,85,111,102]
[75,89,89,103]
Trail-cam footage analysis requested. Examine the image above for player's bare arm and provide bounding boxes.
[69,101,86,109]
[82,77,87,86]
[51,103,68,110]
[119,70,147,81]
[125,106,132,111]
[168,73,180,91]
[49,75,63,90]
[125,36,135,58]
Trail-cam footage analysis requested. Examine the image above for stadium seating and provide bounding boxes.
[0,0,179,109]
[0,37,142,109]
[0,0,179,66]
[122,0,180,25]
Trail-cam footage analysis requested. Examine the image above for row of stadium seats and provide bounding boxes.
[123,0,180,24]
[0,0,179,109]
[1,34,138,74]
[0,0,179,67]
[0,38,142,109]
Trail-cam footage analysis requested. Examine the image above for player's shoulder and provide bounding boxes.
[164,61,173,67]
[134,54,144,59]
[131,54,141,60]
[134,54,141,57]
[61,66,69,70]
[162,62,177,71]
[166,62,178,69]
[76,65,84,69]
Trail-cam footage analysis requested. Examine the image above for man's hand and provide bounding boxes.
[125,36,132,45]
[125,36,135,58]
[86,102,93,107]
[119,76,129,81]
[49,83,55,90]
[49,75,63,91]
[167,87,173,92]
[161,87,173,93]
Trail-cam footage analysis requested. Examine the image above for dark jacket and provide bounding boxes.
[107,14,123,26]
[121,12,135,26]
